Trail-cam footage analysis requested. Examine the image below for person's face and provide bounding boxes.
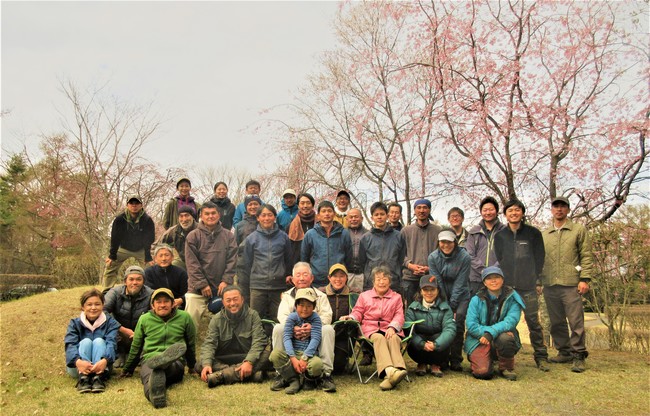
[127,200,142,215]
[257,207,276,229]
[178,182,191,197]
[373,272,391,295]
[328,270,348,291]
[448,211,464,228]
[483,275,504,293]
[421,286,439,303]
[215,184,228,198]
[298,196,314,215]
[296,299,315,319]
[552,203,570,222]
[284,194,296,207]
[153,296,173,318]
[439,240,455,255]
[292,265,314,289]
[319,207,335,224]
[414,204,431,222]
[155,248,173,268]
[222,290,244,314]
[505,205,524,225]
[125,273,145,295]
[347,209,362,228]
[336,195,350,211]
[82,296,103,321]
[201,207,220,227]
[372,208,388,228]
[178,212,194,228]
[388,206,402,224]
[481,203,498,223]
[246,201,261,216]
[246,184,260,195]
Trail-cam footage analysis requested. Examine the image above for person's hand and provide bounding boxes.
[75,359,93,375]
[201,286,213,298]
[385,327,396,339]
[148,260,155,266]
[173,298,183,308]
[285,275,293,285]
[536,285,543,296]
[90,358,108,374]
[217,281,228,296]
[120,327,135,339]
[201,366,212,382]
[424,341,435,352]
[479,336,490,345]
[236,361,253,380]
[577,281,590,295]
[120,370,133,378]
[293,323,312,340]
[105,257,112,266]
[290,357,304,374]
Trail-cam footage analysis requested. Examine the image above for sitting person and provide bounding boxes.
[65,288,120,393]
[341,265,407,391]
[103,266,153,367]
[405,275,456,377]
[270,288,324,394]
[122,288,197,408]
[197,286,271,387]
[465,266,525,381]
[144,244,188,310]
[155,205,198,270]
[318,263,359,374]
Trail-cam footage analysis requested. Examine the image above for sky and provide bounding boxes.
[1,1,341,172]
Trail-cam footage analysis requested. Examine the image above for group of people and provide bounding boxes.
[65,178,593,407]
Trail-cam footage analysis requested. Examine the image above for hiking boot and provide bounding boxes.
[536,359,551,372]
[430,364,444,378]
[449,362,463,372]
[388,369,407,387]
[270,374,288,391]
[90,375,105,393]
[499,369,517,381]
[379,378,393,391]
[284,378,301,395]
[302,377,318,391]
[113,353,126,368]
[571,358,586,373]
[252,371,265,383]
[76,375,92,393]
[207,371,225,388]
[415,363,427,376]
[148,369,167,408]
[549,353,573,364]
[144,343,187,370]
[321,374,336,393]
[359,352,373,366]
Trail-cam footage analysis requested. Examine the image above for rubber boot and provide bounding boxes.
[277,362,300,395]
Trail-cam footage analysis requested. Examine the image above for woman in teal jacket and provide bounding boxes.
[405,275,456,377]
[464,266,524,381]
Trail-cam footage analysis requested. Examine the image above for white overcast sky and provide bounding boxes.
[1,1,341,172]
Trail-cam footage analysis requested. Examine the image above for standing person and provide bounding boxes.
[387,202,403,232]
[358,201,406,293]
[240,204,293,320]
[301,200,353,287]
[465,196,506,296]
[235,195,262,246]
[465,266,525,381]
[65,288,120,393]
[155,205,197,270]
[401,198,442,305]
[541,196,593,373]
[104,266,154,367]
[184,201,238,330]
[163,177,200,230]
[287,193,317,267]
[277,188,298,233]
[208,181,236,231]
[494,199,549,371]
[233,179,263,227]
[103,195,156,289]
[144,244,188,310]
[346,208,368,292]
[121,289,197,409]
[333,190,351,228]
[447,207,468,247]
[428,229,471,371]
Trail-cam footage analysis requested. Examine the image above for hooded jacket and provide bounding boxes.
[465,220,507,284]
[108,210,155,262]
[240,223,293,293]
[301,222,353,287]
[277,198,299,232]
[104,284,154,330]
[358,225,406,293]
[185,222,238,294]
[65,312,120,368]
[427,246,471,310]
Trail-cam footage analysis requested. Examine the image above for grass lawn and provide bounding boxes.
[1,287,648,415]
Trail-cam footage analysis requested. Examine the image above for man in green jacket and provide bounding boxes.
[541,196,593,373]
[122,288,197,408]
[197,286,271,387]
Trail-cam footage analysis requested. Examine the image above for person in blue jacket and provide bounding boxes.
[277,188,298,232]
[464,266,525,381]
[64,288,120,393]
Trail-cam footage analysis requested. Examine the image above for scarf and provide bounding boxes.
[288,210,315,241]
[80,312,107,332]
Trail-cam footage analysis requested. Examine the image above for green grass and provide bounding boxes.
[1,287,649,415]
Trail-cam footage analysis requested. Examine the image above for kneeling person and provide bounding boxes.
[198,286,271,387]
[464,266,524,381]
[270,288,323,394]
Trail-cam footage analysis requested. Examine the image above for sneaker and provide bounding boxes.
[145,343,187,370]
[207,371,225,388]
[270,374,288,391]
[449,362,463,372]
[90,375,105,393]
[430,364,444,378]
[359,352,373,366]
[321,374,336,393]
[149,369,167,409]
[415,363,427,376]
[536,359,551,372]
[284,378,301,395]
[549,354,573,364]
[388,369,407,387]
[379,378,393,391]
[571,358,586,373]
[499,369,517,381]
[76,375,92,394]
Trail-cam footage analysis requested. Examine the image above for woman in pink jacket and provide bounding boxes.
[341,265,407,390]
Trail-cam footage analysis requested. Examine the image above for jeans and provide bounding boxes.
[66,338,107,379]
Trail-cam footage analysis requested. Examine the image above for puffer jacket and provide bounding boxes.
[427,246,471,310]
[65,313,120,367]
[358,225,406,293]
[104,284,154,330]
[464,286,524,356]
[465,220,506,284]
[405,299,456,351]
[301,222,352,287]
[541,219,593,286]
[277,199,298,232]
[240,224,292,293]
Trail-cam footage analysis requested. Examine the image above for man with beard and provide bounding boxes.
[156,205,198,270]
[145,244,188,310]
